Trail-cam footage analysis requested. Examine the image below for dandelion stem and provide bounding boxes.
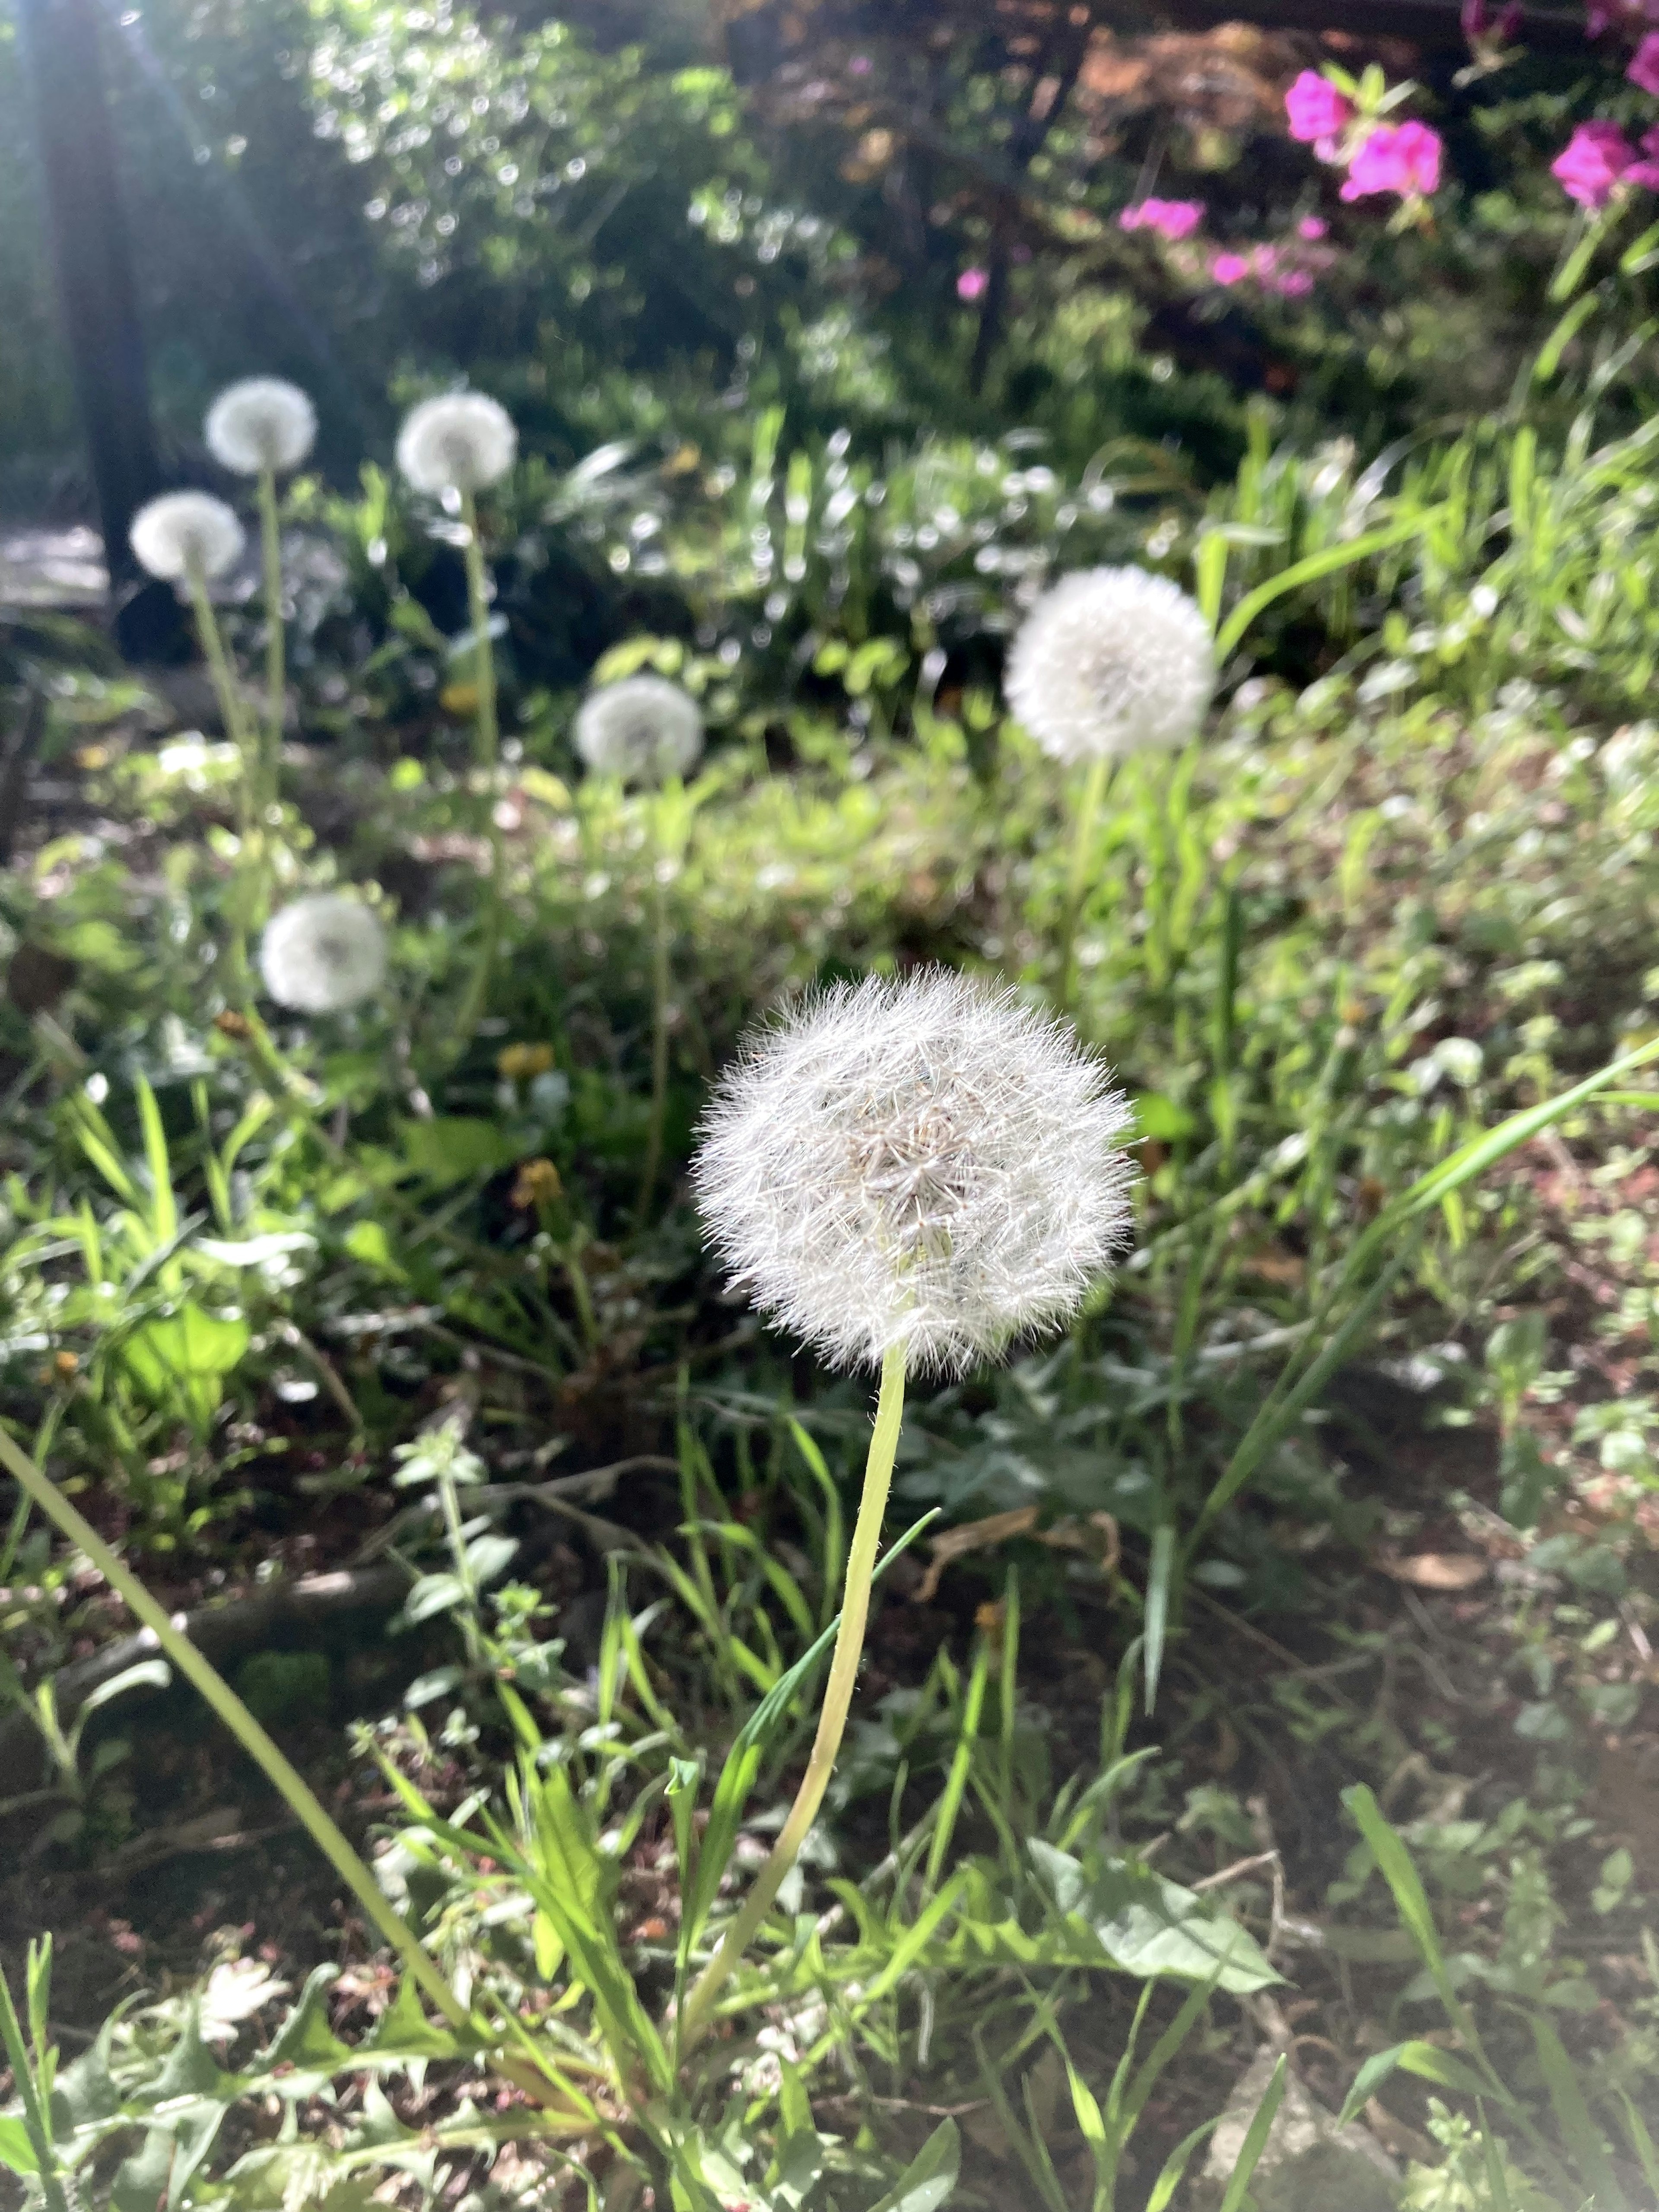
[0,1424,472,2031]
[452,491,504,1053]
[678,1342,908,2050]
[1057,753,1111,1016]
[636,814,672,1224]
[185,559,261,1010]
[257,464,285,817]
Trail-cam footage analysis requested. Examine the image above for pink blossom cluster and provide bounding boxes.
[1586,0,1659,35]
[1211,226,1332,297]
[1118,197,1205,242]
[1284,70,1444,207]
[1551,118,1659,204]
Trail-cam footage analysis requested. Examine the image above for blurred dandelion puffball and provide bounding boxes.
[693,968,1136,1378]
[574,675,705,784]
[205,378,317,477]
[396,393,517,495]
[258,894,387,1014]
[129,493,246,584]
[1005,566,1215,764]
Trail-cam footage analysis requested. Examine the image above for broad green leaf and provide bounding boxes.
[0,2116,41,2177]
[396,1117,519,1189]
[866,2120,959,2212]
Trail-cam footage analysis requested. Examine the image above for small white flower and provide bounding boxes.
[204,378,317,476]
[693,968,1136,1377]
[574,675,705,784]
[129,492,245,583]
[258,893,387,1014]
[1005,566,1215,763]
[396,392,517,495]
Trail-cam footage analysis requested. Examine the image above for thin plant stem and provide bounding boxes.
[0,1424,470,2031]
[185,562,260,1000]
[257,464,285,816]
[451,489,504,1052]
[636,820,671,1223]
[1056,753,1111,1016]
[678,1342,908,2049]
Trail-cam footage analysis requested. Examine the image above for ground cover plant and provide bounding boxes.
[6,4,1659,2209]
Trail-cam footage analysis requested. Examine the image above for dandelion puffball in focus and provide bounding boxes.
[258,893,387,1014]
[693,967,1136,1378]
[396,393,517,495]
[205,378,317,476]
[1004,566,1216,765]
[129,493,246,584]
[574,675,705,784]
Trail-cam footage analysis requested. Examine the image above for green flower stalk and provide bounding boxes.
[396,391,519,1052]
[573,675,706,1220]
[130,491,262,1006]
[1003,565,1214,1011]
[204,376,318,812]
[680,967,1138,2040]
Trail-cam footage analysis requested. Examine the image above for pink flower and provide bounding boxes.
[1297,215,1329,240]
[1211,251,1250,286]
[1274,269,1316,296]
[1551,119,1637,206]
[1588,0,1659,29]
[1251,245,1281,274]
[1285,70,1354,145]
[1339,120,1444,200]
[957,267,989,301]
[848,53,873,74]
[1119,197,1205,241]
[1631,33,1659,90]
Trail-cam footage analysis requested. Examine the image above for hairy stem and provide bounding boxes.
[0,1425,471,2031]
[257,465,285,816]
[186,561,261,1011]
[1057,753,1111,1016]
[678,1343,907,2049]
[636,837,671,1223]
[451,491,504,1052]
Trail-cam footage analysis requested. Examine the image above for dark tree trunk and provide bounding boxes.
[16,0,181,659]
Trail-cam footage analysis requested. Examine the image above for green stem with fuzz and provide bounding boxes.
[1056,752,1112,1016]
[0,1424,470,2031]
[637,839,671,1224]
[185,560,261,1010]
[451,490,505,1052]
[678,1342,908,2049]
[257,465,285,817]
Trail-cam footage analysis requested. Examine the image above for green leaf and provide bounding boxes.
[396,1118,519,1189]
[262,1967,353,2078]
[0,2116,41,2177]
[121,1303,250,1434]
[1530,2014,1626,2211]
[1337,2040,1503,2129]
[1217,2054,1285,2212]
[1341,1787,1485,2056]
[866,2120,960,2212]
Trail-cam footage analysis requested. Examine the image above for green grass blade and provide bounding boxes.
[1217,2054,1286,2212]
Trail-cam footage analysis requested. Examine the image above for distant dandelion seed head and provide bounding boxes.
[693,968,1137,1377]
[129,492,246,584]
[574,676,705,784]
[205,378,317,476]
[396,393,517,494]
[1005,566,1215,764]
[258,893,387,1014]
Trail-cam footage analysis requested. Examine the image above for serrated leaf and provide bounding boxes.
[261,1968,351,2078]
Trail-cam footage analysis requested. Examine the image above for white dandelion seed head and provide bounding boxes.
[693,967,1137,1378]
[574,676,705,785]
[258,893,388,1014]
[205,377,318,476]
[1005,566,1215,764]
[129,492,246,583]
[396,392,517,494]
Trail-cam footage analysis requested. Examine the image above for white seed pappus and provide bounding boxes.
[693,968,1137,1376]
